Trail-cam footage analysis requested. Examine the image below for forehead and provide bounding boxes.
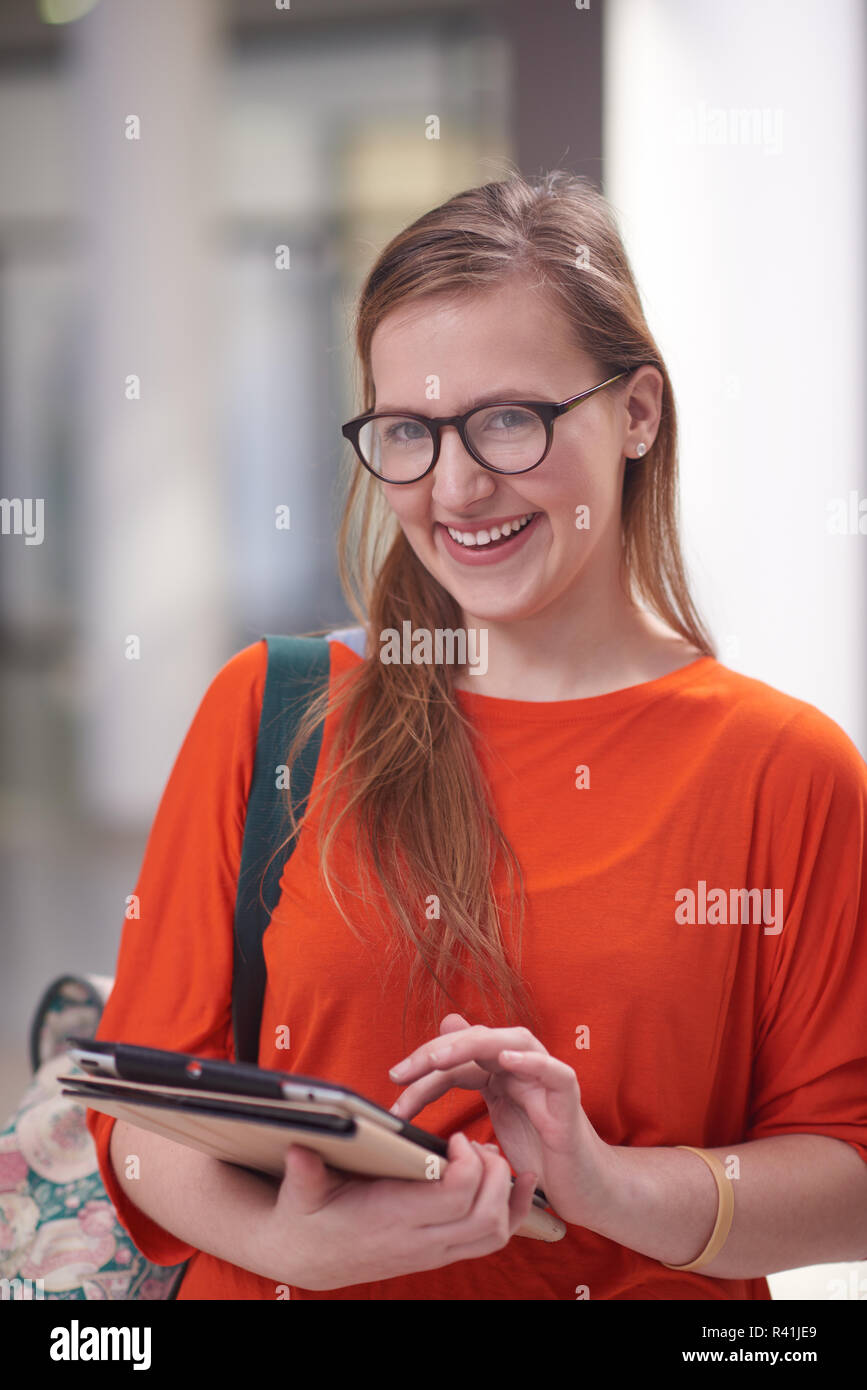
[369,277,589,400]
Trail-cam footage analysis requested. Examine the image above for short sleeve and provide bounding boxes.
[745,705,867,1166]
[85,638,267,1265]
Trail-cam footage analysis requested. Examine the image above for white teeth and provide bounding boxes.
[446,513,535,547]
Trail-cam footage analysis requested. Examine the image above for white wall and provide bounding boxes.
[605,0,867,1302]
[604,0,866,754]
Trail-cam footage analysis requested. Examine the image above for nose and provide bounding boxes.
[430,423,495,509]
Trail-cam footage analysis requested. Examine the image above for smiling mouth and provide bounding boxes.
[443,512,539,548]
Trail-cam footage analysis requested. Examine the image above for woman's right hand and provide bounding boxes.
[253,1131,539,1291]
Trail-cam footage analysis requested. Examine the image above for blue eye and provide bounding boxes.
[479,408,537,432]
[383,420,427,444]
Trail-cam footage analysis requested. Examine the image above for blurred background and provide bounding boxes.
[0,0,864,1298]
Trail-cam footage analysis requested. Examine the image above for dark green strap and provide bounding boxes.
[232,635,331,1064]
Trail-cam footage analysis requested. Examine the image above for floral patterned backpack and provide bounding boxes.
[0,635,331,1300]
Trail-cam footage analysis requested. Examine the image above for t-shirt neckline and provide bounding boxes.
[452,655,718,721]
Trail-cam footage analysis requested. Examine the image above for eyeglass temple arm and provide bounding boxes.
[558,371,629,415]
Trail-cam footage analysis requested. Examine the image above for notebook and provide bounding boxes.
[62,1037,567,1243]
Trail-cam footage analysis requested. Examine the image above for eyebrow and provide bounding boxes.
[373,386,549,414]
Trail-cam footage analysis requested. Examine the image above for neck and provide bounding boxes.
[453,576,702,701]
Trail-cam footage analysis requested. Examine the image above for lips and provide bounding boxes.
[454,516,533,549]
[445,512,537,548]
[436,511,543,566]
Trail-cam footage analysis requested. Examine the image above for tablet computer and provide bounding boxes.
[62,1037,566,1243]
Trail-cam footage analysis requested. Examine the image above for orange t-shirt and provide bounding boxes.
[86,635,867,1300]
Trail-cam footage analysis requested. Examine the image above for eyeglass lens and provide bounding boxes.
[357,406,547,481]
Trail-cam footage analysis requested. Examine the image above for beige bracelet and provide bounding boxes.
[660,1145,735,1272]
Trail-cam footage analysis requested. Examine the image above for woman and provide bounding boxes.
[87,170,867,1300]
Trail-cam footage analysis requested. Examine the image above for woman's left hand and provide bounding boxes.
[388,1014,614,1227]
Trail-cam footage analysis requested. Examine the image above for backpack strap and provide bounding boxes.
[232,635,331,1064]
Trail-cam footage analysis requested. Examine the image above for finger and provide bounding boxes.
[495,1050,584,1134]
[388,1070,451,1120]
[389,1025,546,1087]
[497,1049,581,1094]
[279,1143,349,1214]
[389,1059,490,1119]
[439,1013,472,1034]
[436,1142,515,1258]
[369,1130,485,1230]
[442,1163,538,1263]
[506,1169,540,1237]
[355,1130,482,1238]
[407,1130,487,1227]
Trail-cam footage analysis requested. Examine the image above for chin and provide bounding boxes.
[435,581,547,626]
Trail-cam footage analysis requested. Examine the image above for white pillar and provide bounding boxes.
[70,0,231,823]
[605,0,867,752]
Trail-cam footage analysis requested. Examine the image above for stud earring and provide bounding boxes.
[636,442,647,457]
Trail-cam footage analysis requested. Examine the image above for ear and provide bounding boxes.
[623,364,663,457]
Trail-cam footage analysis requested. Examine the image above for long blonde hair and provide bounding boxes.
[269,170,715,1051]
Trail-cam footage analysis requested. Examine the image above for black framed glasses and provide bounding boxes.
[341,371,629,483]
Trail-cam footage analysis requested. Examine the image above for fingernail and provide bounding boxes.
[389,1060,409,1079]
